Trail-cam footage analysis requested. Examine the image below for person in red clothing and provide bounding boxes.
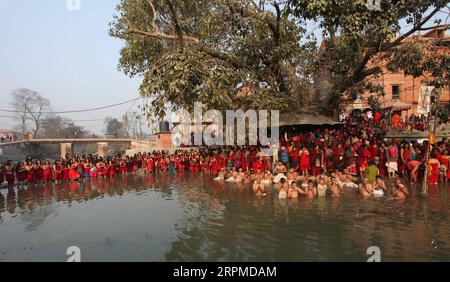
[104,160,112,177]
[0,162,4,185]
[141,157,148,174]
[400,143,412,178]
[289,146,299,172]
[357,144,371,177]
[160,158,168,172]
[174,157,183,172]
[26,161,35,184]
[217,153,226,171]
[119,159,127,175]
[311,145,324,176]
[69,162,80,181]
[200,157,209,172]
[333,143,346,171]
[42,160,52,183]
[210,156,218,175]
[378,146,387,176]
[62,161,70,182]
[252,156,263,173]
[240,151,248,172]
[374,111,383,123]
[83,160,91,180]
[370,143,378,161]
[428,152,440,185]
[34,160,44,185]
[440,149,449,181]
[5,160,15,188]
[299,147,310,177]
[77,161,84,181]
[16,161,28,186]
[96,159,105,178]
[53,160,63,184]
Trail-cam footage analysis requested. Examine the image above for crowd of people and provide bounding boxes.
[0,111,449,201]
[0,133,17,143]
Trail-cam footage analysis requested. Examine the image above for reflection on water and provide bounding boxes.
[0,173,449,262]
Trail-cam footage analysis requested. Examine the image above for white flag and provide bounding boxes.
[417,86,434,115]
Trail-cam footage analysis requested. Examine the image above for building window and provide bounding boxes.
[392,85,400,99]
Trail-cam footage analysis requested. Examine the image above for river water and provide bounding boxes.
[0,173,449,262]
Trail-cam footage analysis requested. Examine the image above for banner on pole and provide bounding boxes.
[417,86,434,115]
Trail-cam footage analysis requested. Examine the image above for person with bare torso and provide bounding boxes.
[392,179,409,200]
[253,178,266,196]
[214,168,227,181]
[373,176,387,197]
[305,180,317,198]
[330,177,341,197]
[359,178,373,197]
[278,178,288,199]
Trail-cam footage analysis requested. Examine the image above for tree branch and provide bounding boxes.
[418,24,450,31]
[164,0,185,52]
[381,5,444,51]
[145,0,159,33]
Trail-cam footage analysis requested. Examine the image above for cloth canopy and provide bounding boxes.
[276,113,343,127]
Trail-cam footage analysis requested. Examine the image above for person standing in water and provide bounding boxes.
[253,177,266,196]
[278,178,288,199]
[392,179,409,200]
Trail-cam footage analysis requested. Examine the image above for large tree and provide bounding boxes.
[104,117,126,137]
[287,0,450,112]
[109,0,318,118]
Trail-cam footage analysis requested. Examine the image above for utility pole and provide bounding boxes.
[421,88,440,196]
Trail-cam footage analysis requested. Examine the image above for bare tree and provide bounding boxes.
[124,112,146,139]
[11,88,35,136]
[11,88,51,138]
[27,95,51,138]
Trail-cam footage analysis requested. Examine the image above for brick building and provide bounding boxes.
[316,27,450,116]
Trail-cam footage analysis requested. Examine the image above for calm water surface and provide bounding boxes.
[0,173,449,262]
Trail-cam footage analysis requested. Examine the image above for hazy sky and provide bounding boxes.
[0,0,446,134]
[0,0,141,134]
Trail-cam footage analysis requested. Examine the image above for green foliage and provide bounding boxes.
[287,0,449,108]
[110,0,317,118]
[104,117,125,137]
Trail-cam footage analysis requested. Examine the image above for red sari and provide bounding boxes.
[16,168,27,182]
[109,163,116,177]
[63,165,70,181]
[378,150,387,176]
[5,167,15,185]
[400,149,411,172]
[357,148,370,175]
[43,165,52,182]
[0,167,4,184]
[299,151,310,172]
[27,167,35,184]
[148,159,155,172]
[428,160,440,185]
[210,159,218,175]
[68,164,80,180]
[35,166,43,182]
[54,165,62,181]
[442,157,450,180]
